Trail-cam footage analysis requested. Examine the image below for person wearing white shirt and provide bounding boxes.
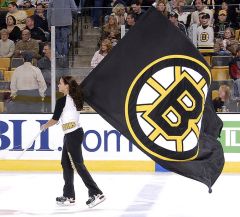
[197,13,214,50]
[190,0,213,26]
[0,29,15,57]
[6,2,28,30]
[40,76,105,208]
[8,51,47,113]
[91,39,112,68]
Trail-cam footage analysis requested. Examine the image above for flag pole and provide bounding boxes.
[16,130,43,160]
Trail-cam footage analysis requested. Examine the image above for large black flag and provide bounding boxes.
[81,7,224,191]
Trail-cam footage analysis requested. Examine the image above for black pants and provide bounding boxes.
[61,128,102,199]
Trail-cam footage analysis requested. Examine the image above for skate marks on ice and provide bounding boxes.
[119,175,166,217]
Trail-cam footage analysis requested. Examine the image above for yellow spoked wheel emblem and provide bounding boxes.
[125,55,211,161]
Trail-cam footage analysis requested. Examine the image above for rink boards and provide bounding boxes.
[0,113,240,172]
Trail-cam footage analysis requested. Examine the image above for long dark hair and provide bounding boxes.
[7,15,17,25]
[61,76,84,111]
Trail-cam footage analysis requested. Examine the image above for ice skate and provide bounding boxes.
[56,196,75,206]
[86,193,106,208]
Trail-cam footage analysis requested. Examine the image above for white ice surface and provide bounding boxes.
[0,172,239,217]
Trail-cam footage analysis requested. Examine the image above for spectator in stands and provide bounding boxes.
[130,0,145,22]
[47,0,78,57]
[229,47,240,80]
[169,11,188,36]
[214,27,239,56]
[107,31,119,46]
[6,1,27,30]
[37,42,51,70]
[104,0,128,17]
[21,0,36,8]
[37,42,68,82]
[16,0,36,7]
[215,1,238,25]
[0,28,15,57]
[214,10,233,39]
[212,84,231,112]
[91,39,112,68]
[5,15,21,42]
[101,15,120,41]
[202,0,215,10]
[166,0,177,12]
[26,16,47,43]
[14,29,40,59]
[33,3,49,32]
[125,13,136,31]
[26,15,47,56]
[156,0,169,17]
[197,13,214,50]
[112,3,127,26]
[8,51,47,113]
[18,0,35,9]
[190,0,213,26]
[173,0,191,27]
[37,42,51,96]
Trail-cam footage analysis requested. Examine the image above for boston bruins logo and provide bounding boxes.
[200,32,209,42]
[125,55,211,161]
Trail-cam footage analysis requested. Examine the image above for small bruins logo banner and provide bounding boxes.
[125,55,211,161]
[81,7,224,189]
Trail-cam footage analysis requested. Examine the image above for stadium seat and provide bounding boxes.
[0,102,4,113]
[0,58,10,70]
[3,70,14,82]
[203,56,211,66]
[212,90,218,100]
[0,81,10,90]
[211,67,230,81]
[10,58,24,69]
[211,56,233,67]
[235,29,240,41]
[0,68,5,80]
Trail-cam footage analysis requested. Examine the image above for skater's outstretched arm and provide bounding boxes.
[41,119,58,131]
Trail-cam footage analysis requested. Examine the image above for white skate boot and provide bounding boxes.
[56,196,75,206]
[86,193,106,208]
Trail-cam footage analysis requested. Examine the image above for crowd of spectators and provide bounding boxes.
[92,0,240,54]
[0,0,72,113]
[0,0,240,113]
[0,1,50,59]
[88,0,240,113]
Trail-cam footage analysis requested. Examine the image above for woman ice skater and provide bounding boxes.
[41,76,105,208]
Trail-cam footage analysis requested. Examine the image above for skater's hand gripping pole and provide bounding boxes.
[16,130,43,160]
